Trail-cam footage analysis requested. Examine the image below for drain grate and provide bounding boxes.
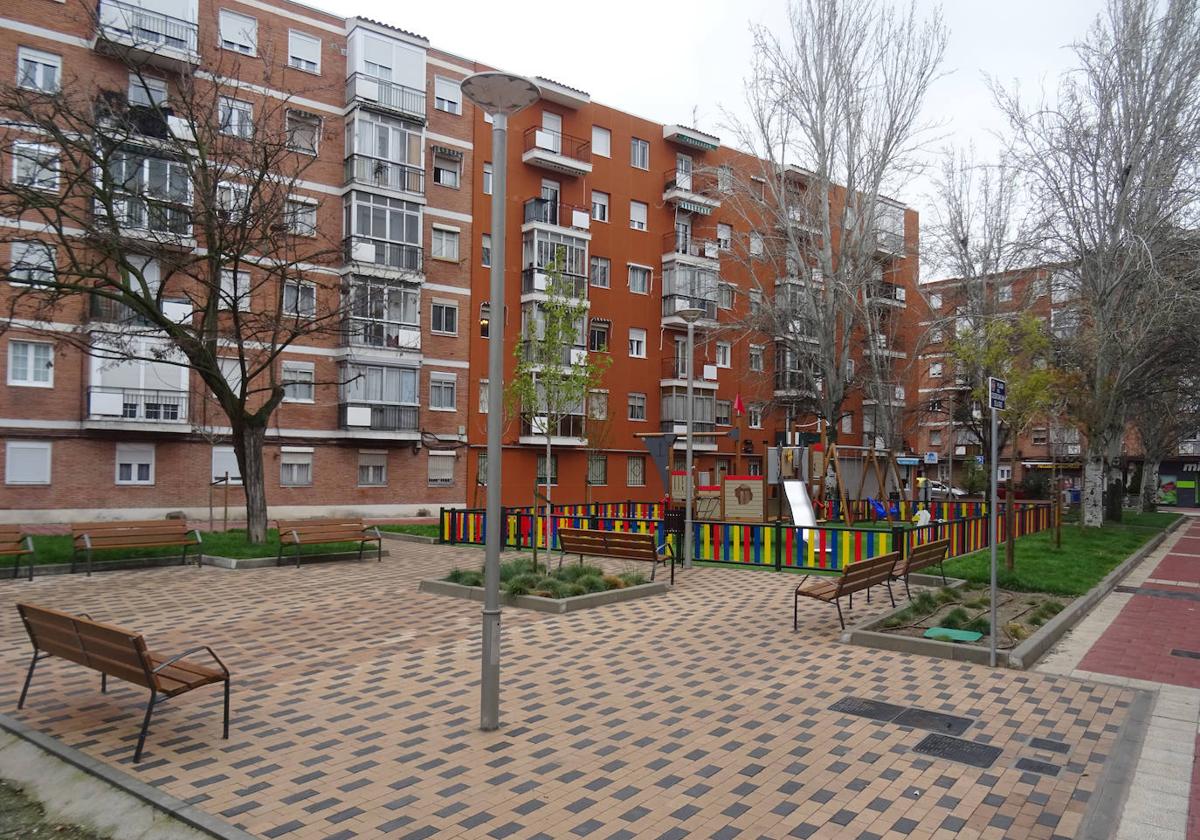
[1171,649,1200,660]
[1028,737,1070,754]
[893,708,973,736]
[913,734,1001,769]
[828,697,906,723]
[1015,757,1061,776]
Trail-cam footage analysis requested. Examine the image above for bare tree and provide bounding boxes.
[0,24,343,541]
[992,0,1200,526]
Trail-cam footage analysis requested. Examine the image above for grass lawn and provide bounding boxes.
[942,514,1181,596]
[378,523,439,538]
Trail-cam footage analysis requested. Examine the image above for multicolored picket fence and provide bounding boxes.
[439,500,1056,573]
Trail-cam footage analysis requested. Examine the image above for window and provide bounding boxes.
[282,361,314,402]
[588,320,609,352]
[211,446,242,485]
[219,269,251,310]
[929,361,943,378]
[536,454,558,486]
[433,153,460,188]
[286,110,320,154]
[749,231,764,257]
[218,97,252,138]
[17,48,59,93]
[481,233,491,268]
[428,452,455,486]
[589,390,608,420]
[587,454,608,486]
[592,190,609,222]
[1032,428,1049,446]
[218,356,243,394]
[930,430,942,446]
[479,301,491,338]
[285,198,317,236]
[842,414,853,434]
[628,328,646,358]
[12,142,58,191]
[288,30,321,73]
[717,223,733,250]
[749,404,763,429]
[216,181,250,221]
[9,242,55,285]
[628,392,646,421]
[749,289,762,315]
[219,10,258,55]
[280,448,313,486]
[434,76,462,114]
[5,440,51,485]
[998,465,1012,482]
[627,455,646,487]
[8,340,53,387]
[358,451,387,486]
[930,292,942,310]
[629,200,648,231]
[128,74,167,107]
[717,165,733,193]
[628,265,650,294]
[430,372,457,410]
[115,443,154,485]
[476,451,488,485]
[998,284,1013,303]
[715,341,731,368]
[431,227,460,261]
[718,283,734,310]
[478,379,489,414]
[592,126,611,158]
[630,137,649,170]
[431,300,458,334]
[716,400,731,426]
[590,256,610,288]
[482,162,492,195]
[749,344,764,371]
[283,280,316,316]
[930,327,945,343]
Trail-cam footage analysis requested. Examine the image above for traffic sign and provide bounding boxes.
[975,455,985,465]
[988,376,1007,410]
[896,456,921,466]
[924,451,939,465]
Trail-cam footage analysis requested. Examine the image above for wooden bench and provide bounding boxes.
[275,518,382,568]
[793,551,898,630]
[72,520,202,577]
[16,603,229,763]
[892,538,950,599]
[0,527,35,581]
[557,528,674,586]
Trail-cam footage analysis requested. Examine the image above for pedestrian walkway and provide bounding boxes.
[1037,513,1200,840]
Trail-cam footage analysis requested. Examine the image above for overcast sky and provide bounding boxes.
[309,0,1106,244]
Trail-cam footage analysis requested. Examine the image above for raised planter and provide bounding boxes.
[419,578,670,613]
[846,517,1186,669]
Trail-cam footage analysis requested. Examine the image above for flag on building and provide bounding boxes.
[733,394,746,416]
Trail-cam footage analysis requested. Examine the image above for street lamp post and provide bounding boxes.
[677,307,705,568]
[460,72,539,732]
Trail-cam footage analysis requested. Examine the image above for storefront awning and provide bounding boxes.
[678,200,713,215]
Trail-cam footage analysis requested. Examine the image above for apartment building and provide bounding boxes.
[0,0,472,521]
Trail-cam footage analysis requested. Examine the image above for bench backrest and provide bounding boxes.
[837,552,900,596]
[559,528,658,561]
[0,526,28,554]
[276,518,367,545]
[899,539,950,575]
[72,520,193,550]
[17,603,154,690]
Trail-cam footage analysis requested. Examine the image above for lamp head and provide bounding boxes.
[460,72,540,116]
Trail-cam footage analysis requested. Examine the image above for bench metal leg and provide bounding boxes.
[793,590,799,631]
[223,679,231,740]
[17,651,42,709]
[101,672,107,694]
[904,575,911,600]
[276,544,284,568]
[180,543,188,567]
[650,560,656,582]
[835,599,845,629]
[940,562,947,585]
[134,691,157,763]
[886,579,896,608]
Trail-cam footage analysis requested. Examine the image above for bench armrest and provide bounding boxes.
[152,645,229,678]
[191,529,203,546]
[368,526,382,540]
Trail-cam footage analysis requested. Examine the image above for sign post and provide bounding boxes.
[987,376,1006,667]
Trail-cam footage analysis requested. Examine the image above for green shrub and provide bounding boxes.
[558,563,605,582]
[566,583,588,597]
[504,572,541,596]
[531,578,570,598]
[965,617,990,635]
[447,568,484,587]
[940,607,970,630]
[935,588,959,604]
[576,574,606,594]
[618,571,648,586]
[910,592,938,614]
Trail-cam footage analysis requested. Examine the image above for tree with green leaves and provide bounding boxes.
[509,263,610,569]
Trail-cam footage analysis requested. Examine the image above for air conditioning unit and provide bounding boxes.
[345,405,372,427]
[167,115,194,143]
[161,299,192,324]
[571,208,590,229]
[895,286,906,302]
[569,348,587,365]
[531,415,549,434]
[532,271,548,291]
[703,364,717,380]
[703,241,718,259]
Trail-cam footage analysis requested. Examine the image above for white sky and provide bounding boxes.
[308,0,1105,231]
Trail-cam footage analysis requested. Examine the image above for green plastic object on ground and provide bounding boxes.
[924,627,984,642]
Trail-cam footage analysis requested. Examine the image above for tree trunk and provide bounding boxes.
[1082,447,1105,528]
[1140,459,1160,513]
[233,423,269,543]
[544,435,553,574]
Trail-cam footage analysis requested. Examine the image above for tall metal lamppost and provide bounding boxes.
[676,306,705,568]
[459,71,539,732]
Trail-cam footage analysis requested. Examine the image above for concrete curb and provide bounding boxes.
[0,713,257,840]
[1078,687,1157,840]
[6,550,391,578]
[418,578,670,613]
[380,531,438,545]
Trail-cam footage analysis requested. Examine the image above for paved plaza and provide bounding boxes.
[0,543,1145,839]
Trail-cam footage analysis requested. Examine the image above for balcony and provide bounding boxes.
[662,231,720,265]
[344,236,423,278]
[520,413,587,444]
[86,386,189,425]
[106,194,193,242]
[519,339,587,367]
[520,267,587,301]
[339,402,419,433]
[659,355,719,388]
[344,319,421,352]
[88,295,192,329]
[662,168,720,214]
[866,333,906,359]
[774,370,818,398]
[868,282,907,307]
[96,0,199,69]
[873,227,905,258]
[661,294,718,328]
[345,73,426,123]
[522,127,592,178]
[344,156,424,195]
[522,198,591,233]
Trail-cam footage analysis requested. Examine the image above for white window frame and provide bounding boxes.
[479,379,489,414]
[286,110,320,155]
[128,73,168,107]
[749,344,764,372]
[930,292,942,309]
[216,180,250,220]
[481,233,491,268]
[7,339,54,387]
[628,328,646,359]
[717,222,733,250]
[628,392,646,421]
[587,454,608,487]
[219,9,258,55]
[630,137,649,170]
[432,153,461,189]
[12,142,59,192]
[588,389,608,421]
[283,279,316,317]
[287,30,321,73]
[628,263,651,295]
[716,400,731,426]
[431,226,460,261]
[17,48,60,93]
[281,360,315,403]
[429,371,457,411]
[431,299,459,335]
[590,256,610,288]
[358,450,387,487]
[749,404,763,429]
[280,447,313,487]
[285,197,317,236]
[434,76,462,114]
[929,361,944,378]
[749,231,764,257]
[591,190,609,222]
[482,162,493,195]
[211,446,242,485]
[715,341,731,368]
[998,284,1013,303]
[5,440,51,485]
[218,97,253,138]
[427,451,456,486]
[592,126,611,158]
[115,443,155,485]
[626,455,646,487]
[9,241,55,285]
[219,268,251,311]
[629,200,648,231]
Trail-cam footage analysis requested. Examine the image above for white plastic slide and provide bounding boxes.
[782,479,817,543]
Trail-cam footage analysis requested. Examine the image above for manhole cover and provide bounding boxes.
[1170,649,1200,660]
[894,708,973,736]
[1015,757,1061,776]
[829,696,906,723]
[1028,737,1070,755]
[913,734,1001,769]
